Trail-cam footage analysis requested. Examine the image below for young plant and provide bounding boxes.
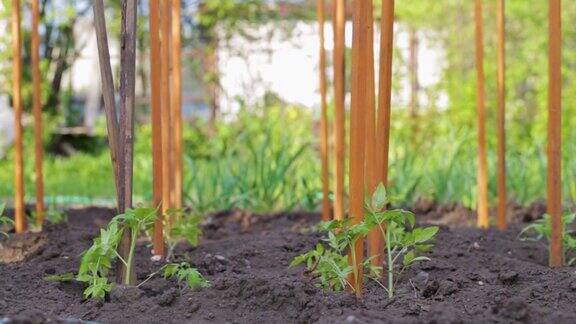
[0,203,13,238]
[45,205,68,224]
[77,206,156,299]
[290,219,377,293]
[292,184,437,298]
[520,213,576,265]
[365,184,439,298]
[165,208,203,261]
[137,262,210,291]
[162,262,210,290]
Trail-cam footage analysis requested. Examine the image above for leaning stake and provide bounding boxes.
[92,0,121,200]
[11,0,25,233]
[548,0,563,267]
[317,0,331,221]
[475,0,489,228]
[116,0,138,285]
[32,0,44,227]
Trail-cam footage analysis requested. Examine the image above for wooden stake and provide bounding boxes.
[475,0,489,229]
[171,0,183,210]
[149,0,164,257]
[332,0,345,221]
[548,0,563,267]
[348,0,370,297]
[116,0,138,285]
[317,0,331,221]
[11,0,25,233]
[160,1,173,226]
[92,0,121,202]
[496,0,507,230]
[376,0,394,188]
[364,0,381,269]
[31,0,44,227]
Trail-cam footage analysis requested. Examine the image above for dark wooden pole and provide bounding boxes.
[475,0,489,228]
[548,0,563,267]
[317,0,331,221]
[116,0,138,285]
[149,0,164,257]
[332,0,345,222]
[11,0,25,233]
[496,0,507,230]
[92,0,121,200]
[32,0,44,227]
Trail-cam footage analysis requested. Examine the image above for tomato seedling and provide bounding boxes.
[77,206,156,299]
[291,219,381,294]
[520,213,576,265]
[165,208,202,261]
[365,184,439,298]
[291,184,438,299]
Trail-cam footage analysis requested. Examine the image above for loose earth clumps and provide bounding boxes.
[1,204,576,323]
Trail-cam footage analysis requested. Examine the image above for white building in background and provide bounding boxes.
[0,13,446,140]
[217,21,447,116]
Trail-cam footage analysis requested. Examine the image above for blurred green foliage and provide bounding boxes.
[2,1,576,215]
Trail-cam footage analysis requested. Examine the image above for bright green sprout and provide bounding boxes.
[520,213,576,265]
[77,206,156,299]
[0,203,13,238]
[291,184,438,299]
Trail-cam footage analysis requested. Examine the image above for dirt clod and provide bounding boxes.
[498,270,520,285]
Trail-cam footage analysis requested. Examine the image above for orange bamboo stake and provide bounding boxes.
[160,1,173,226]
[317,0,331,221]
[475,0,489,229]
[376,0,394,187]
[496,0,507,230]
[332,0,345,221]
[548,0,563,267]
[348,0,370,297]
[149,0,164,257]
[166,5,176,211]
[11,0,25,233]
[364,1,381,269]
[31,0,44,227]
[371,0,395,269]
[171,0,183,210]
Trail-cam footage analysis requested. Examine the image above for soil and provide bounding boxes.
[1,203,576,323]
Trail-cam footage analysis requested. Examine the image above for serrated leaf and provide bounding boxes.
[371,183,387,211]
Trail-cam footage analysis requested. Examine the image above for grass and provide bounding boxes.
[1,105,576,213]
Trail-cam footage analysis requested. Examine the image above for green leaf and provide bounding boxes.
[371,183,387,211]
[44,273,76,282]
[413,226,439,243]
[403,250,415,266]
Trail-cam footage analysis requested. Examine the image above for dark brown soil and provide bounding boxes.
[2,204,576,323]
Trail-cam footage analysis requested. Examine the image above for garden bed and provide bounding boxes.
[1,204,575,323]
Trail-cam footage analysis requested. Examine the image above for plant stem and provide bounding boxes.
[350,239,360,298]
[124,229,138,285]
[386,227,393,298]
